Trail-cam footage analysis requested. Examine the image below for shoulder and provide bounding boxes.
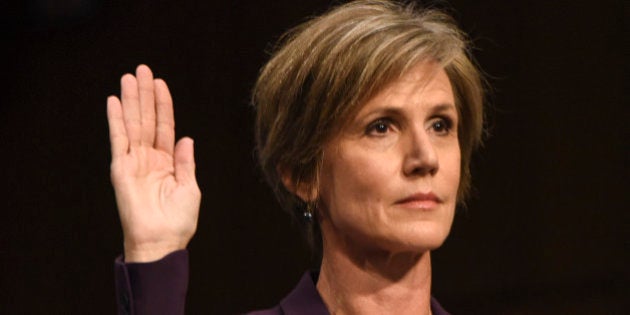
[243,305,283,315]
[244,271,328,315]
[431,296,451,315]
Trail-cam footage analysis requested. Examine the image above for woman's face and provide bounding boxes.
[317,62,460,254]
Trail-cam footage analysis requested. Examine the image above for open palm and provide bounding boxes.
[107,65,201,262]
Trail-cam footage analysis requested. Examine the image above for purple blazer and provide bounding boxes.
[115,250,450,315]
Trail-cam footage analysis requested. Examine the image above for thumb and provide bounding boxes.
[174,137,197,185]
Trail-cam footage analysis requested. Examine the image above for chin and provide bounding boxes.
[368,223,452,254]
[401,234,449,253]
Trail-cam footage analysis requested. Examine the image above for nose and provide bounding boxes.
[402,126,439,177]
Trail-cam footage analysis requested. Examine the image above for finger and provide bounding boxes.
[120,73,141,147]
[107,96,129,157]
[154,78,175,155]
[136,64,156,146]
[174,137,197,185]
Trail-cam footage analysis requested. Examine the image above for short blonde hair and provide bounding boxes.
[253,0,484,247]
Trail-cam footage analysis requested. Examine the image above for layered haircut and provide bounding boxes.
[253,0,484,249]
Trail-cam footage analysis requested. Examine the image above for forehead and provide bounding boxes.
[356,62,455,114]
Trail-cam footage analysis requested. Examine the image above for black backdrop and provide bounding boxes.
[2,0,627,314]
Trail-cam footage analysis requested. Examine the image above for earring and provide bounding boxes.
[303,202,314,223]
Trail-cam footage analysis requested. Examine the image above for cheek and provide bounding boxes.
[441,145,461,198]
[320,148,395,224]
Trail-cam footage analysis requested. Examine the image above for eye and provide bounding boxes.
[429,117,453,135]
[366,118,395,136]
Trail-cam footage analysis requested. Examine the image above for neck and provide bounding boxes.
[316,229,433,315]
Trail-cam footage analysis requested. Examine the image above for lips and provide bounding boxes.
[395,192,441,210]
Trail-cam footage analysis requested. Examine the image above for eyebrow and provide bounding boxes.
[359,102,456,118]
[431,103,457,112]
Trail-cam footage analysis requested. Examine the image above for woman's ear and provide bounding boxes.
[277,165,317,202]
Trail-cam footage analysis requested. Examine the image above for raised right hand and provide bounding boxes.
[107,65,201,262]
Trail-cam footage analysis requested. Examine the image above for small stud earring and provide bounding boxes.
[303,202,315,223]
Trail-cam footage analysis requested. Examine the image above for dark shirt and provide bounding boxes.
[114,250,450,315]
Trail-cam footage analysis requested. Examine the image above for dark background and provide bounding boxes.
[2,0,627,314]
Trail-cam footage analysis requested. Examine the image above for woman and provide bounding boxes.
[108,1,484,314]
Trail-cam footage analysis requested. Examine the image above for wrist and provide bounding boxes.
[123,241,187,263]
